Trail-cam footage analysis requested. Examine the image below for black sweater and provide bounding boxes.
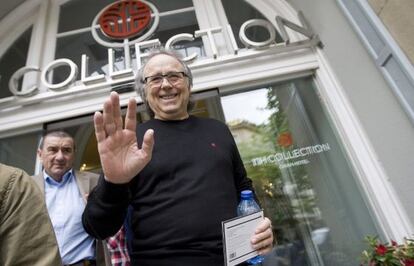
[83,116,254,266]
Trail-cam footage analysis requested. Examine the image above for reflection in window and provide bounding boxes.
[58,0,115,33]
[54,32,109,82]
[0,27,32,99]
[221,0,282,49]
[221,77,381,266]
[147,9,205,59]
[0,131,41,175]
[58,0,195,33]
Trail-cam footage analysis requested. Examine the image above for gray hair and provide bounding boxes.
[135,49,194,118]
[39,130,75,150]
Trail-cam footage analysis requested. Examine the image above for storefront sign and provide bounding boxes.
[6,0,320,101]
[251,143,331,169]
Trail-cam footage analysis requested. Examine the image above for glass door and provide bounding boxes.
[220,76,382,266]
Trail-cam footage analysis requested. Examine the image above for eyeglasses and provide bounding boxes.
[143,71,188,87]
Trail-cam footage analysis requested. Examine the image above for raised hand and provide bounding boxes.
[94,91,154,184]
[251,217,274,255]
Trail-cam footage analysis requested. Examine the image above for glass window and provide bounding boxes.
[149,0,193,13]
[145,9,204,59]
[55,31,108,81]
[58,0,126,33]
[0,27,32,99]
[54,0,204,82]
[0,130,41,175]
[221,0,282,49]
[58,0,194,33]
[221,77,382,266]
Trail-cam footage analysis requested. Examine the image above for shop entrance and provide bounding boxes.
[219,77,381,265]
[45,76,382,265]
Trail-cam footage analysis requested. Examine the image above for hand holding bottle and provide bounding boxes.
[238,190,274,264]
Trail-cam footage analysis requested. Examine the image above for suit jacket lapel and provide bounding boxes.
[32,173,45,194]
[75,171,89,202]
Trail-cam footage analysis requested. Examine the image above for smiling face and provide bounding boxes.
[143,54,190,120]
[37,136,75,182]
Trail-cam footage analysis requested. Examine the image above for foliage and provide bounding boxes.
[361,236,414,266]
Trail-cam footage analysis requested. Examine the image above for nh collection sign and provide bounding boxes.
[6,0,320,100]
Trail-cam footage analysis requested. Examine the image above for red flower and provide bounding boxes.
[391,240,398,246]
[375,244,388,256]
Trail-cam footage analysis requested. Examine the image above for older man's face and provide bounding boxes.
[143,54,190,120]
[37,136,75,182]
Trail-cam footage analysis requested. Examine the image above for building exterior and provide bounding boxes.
[0,0,413,265]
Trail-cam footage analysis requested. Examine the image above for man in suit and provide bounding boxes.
[33,130,110,266]
[0,163,61,266]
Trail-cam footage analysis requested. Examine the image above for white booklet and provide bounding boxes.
[222,210,264,266]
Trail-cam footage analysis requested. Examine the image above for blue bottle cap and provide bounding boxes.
[240,190,253,199]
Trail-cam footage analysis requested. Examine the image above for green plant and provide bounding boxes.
[361,235,414,266]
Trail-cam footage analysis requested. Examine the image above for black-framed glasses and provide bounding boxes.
[144,71,188,86]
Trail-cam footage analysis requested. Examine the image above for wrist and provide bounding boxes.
[103,175,130,184]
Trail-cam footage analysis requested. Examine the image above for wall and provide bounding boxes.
[368,0,414,64]
[286,0,414,224]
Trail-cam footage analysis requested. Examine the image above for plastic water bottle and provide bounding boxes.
[237,190,264,265]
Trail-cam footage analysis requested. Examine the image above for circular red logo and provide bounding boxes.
[99,0,151,39]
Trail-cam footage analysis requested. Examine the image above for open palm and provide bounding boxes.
[94,92,154,184]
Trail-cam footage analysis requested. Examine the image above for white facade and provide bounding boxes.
[0,0,413,265]
[289,0,414,226]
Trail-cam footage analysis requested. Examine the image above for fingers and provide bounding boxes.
[103,95,116,136]
[252,233,273,255]
[251,217,274,255]
[111,92,123,131]
[97,92,138,140]
[125,97,137,131]
[254,217,272,233]
[141,129,154,160]
[256,242,273,255]
[94,111,106,143]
